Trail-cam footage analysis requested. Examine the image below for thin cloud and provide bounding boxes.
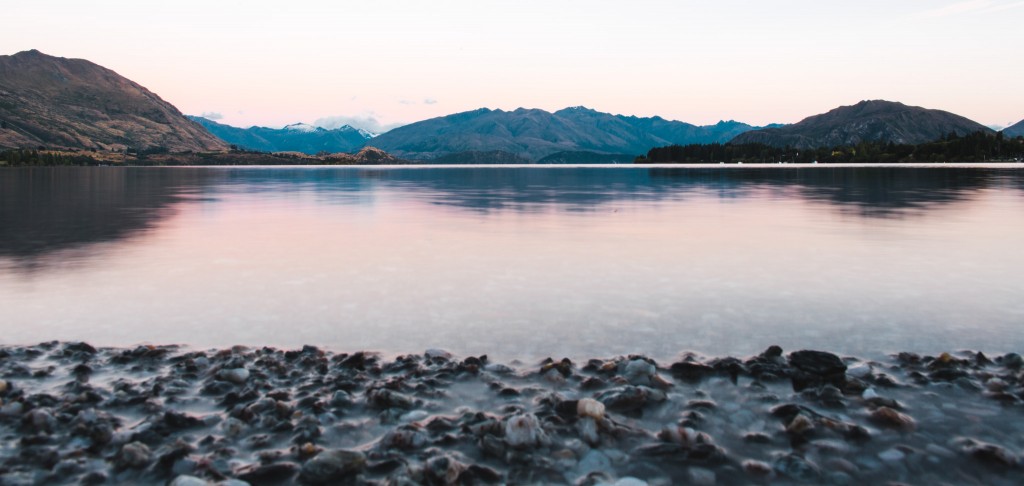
[200,111,224,120]
[922,0,1024,16]
[424,98,438,105]
[982,0,1024,11]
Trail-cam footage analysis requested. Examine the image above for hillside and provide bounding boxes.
[1004,119,1024,138]
[189,116,372,154]
[368,106,766,161]
[0,50,226,152]
[730,100,992,149]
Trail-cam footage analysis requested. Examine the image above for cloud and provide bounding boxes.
[398,99,415,105]
[424,98,438,105]
[313,114,406,134]
[922,0,1024,16]
[200,111,224,120]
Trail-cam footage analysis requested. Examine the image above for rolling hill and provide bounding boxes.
[367,106,767,161]
[0,50,226,152]
[730,100,992,149]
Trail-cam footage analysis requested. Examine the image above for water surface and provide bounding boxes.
[2,165,1023,361]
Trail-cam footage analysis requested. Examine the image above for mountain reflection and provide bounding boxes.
[0,168,205,271]
[1,166,1021,267]
[647,167,1012,218]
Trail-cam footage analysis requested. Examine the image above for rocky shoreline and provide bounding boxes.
[0,342,1021,485]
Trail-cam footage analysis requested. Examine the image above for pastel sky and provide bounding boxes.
[4,1,1022,131]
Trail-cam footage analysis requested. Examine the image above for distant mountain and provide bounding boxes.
[731,100,992,149]
[1004,119,1024,138]
[0,50,226,152]
[367,106,768,161]
[189,116,373,154]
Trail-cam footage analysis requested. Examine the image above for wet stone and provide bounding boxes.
[505,413,546,449]
[868,406,916,431]
[236,462,300,483]
[299,449,366,484]
[1,343,1023,485]
[772,453,820,481]
[169,475,207,486]
[669,361,715,383]
[115,441,151,469]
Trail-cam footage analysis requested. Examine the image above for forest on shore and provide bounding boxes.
[636,131,1024,164]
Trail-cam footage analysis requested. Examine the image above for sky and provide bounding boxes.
[3,0,1022,131]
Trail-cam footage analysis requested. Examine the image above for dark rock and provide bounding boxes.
[596,386,649,412]
[957,439,1019,469]
[788,350,846,391]
[464,464,503,483]
[236,462,300,483]
[762,345,784,359]
[669,361,715,382]
[789,350,846,376]
[64,342,98,354]
[367,388,416,410]
[298,449,366,484]
[115,441,152,469]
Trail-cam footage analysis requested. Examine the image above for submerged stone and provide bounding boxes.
[299,449,367,484]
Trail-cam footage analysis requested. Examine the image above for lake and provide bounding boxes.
[2,164,1023,361]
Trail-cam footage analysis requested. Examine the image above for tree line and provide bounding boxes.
[636,131,1024,164]
[0,149,104,166]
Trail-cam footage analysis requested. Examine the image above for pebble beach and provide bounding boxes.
[0,342,1021,485]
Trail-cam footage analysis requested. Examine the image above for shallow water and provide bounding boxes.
[1,164,1023,361]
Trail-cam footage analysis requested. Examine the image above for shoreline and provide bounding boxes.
[0,342,1021,485]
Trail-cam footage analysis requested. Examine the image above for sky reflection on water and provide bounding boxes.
[1,165,1023,361]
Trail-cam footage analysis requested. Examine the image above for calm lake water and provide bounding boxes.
[2,165,1023,361]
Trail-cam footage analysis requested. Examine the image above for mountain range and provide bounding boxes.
[0,50,226,152]
[731,100,994,149]
[189,116,373,154]
[366,107,769,161]
[1,50,1019,163]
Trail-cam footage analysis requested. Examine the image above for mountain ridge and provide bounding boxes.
[189,116,372,154]
[1003,119,1024,138]
[730,100,992,148]
[0,50,227,152]
[366,106,771,161]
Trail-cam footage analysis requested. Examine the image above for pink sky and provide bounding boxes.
[3,1,1022,131]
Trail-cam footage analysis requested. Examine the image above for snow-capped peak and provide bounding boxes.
[356,128,377,138]
[283,122,319,133]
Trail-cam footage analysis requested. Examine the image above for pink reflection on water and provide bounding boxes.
[2,171,1023,362]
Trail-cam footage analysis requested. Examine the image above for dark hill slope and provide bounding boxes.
[368,106,765,161]
[0,50,226,152]
[1003,119,1024,138]
[731,100,992,149]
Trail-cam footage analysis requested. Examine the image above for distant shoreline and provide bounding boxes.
[1,149,1022,169]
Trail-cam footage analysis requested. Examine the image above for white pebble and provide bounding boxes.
[878,448,905,462]
[400,410,429,422]
[218,368,250,384]
[170,475,208,486]
[577,398,605,420]
[614,477,648,486]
